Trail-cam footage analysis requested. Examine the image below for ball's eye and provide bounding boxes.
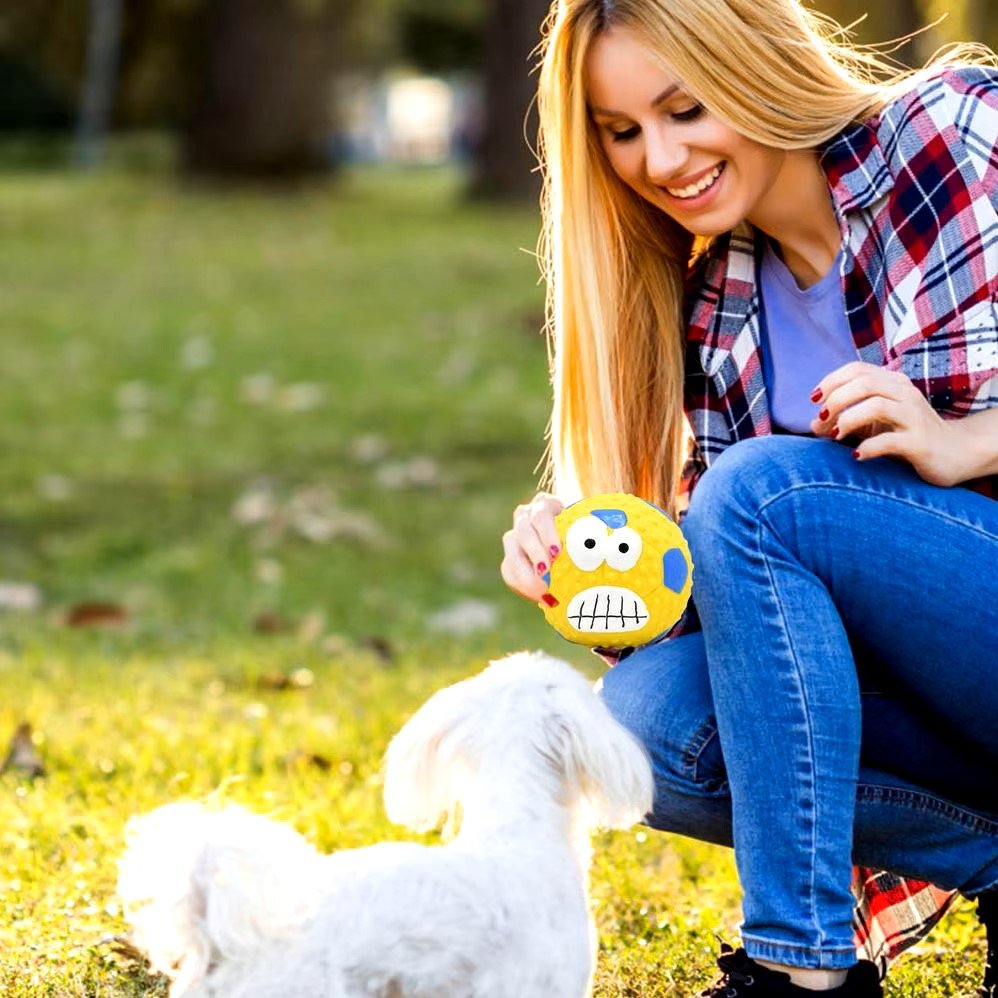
[566,516,607,572]
[605,527,641,571]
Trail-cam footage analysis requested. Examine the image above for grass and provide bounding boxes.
[0,147,988,995]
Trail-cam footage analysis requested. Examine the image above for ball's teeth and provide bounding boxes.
[565,586,649,633]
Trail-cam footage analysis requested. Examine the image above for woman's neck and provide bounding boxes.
[747,148,842,289]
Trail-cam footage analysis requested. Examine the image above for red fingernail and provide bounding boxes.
[549,545,560,558]
[853,450,862,460]
[832,426,840,439]
[541,593,558,607]
[537,562,547,574]
[819,408,829,421]
[811,388,823,402]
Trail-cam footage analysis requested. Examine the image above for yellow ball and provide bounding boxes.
[540,493,693,649]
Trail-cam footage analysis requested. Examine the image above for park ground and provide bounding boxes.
[0,146,987,995]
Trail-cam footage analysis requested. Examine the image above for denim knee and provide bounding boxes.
[597,638,733,845]
[683,436,802,553]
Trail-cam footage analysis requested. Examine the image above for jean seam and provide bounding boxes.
[742,933,857,970]
[755,479,998,545]
[741,933,857,954]
[857,784,998,833]
[753,516,825,950]
[682,722,726,789]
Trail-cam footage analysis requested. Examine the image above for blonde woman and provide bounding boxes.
[499,1,998,995]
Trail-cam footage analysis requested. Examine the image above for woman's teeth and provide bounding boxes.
[666,163,724,199]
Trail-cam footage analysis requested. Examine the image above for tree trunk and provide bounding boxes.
[183,0,338,180]
[471,0,551,201]
[74,0,124,168]
[883,0,923,66]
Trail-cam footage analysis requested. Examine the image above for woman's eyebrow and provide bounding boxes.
[589,83,680,118]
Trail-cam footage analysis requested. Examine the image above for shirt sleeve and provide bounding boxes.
[677,430,707,523]
[937,66,998,213]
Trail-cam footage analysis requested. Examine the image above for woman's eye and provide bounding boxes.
[672,104,704,122]
[609,126,640,144]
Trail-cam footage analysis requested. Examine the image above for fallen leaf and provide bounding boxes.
[95,933,148,966]
[255,559,284,585]
[0,582,42,612]
[252,611,291,634]
[232,481,278,526]
[256,668,314,691]
[240,373,275,405]
[281,749,331,771]
[36,475,74,502]
[321,633,351,656]
[375,456,440,490]
[66,602,128,628]
[427,598,498,635]
[277,382,326,412]
[181,335,213,369]
[348,434,389,463]
[115,381,149,410]
[359,635,395,663]
[297,610,326,644]
[1,722,46,778]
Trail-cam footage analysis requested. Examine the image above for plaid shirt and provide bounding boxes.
[600,65,998,973]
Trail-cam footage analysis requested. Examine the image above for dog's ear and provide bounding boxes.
[382,680,479,833]
[546,684,653,829]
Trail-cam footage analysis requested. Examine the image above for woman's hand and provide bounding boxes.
[809,361,966,487]
[500,493,564,603]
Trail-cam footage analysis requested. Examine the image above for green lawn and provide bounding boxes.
[0,151,986,996]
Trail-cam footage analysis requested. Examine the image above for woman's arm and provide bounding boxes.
[809,361,998,487]
[944,405,998,482]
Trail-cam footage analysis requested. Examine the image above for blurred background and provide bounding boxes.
[0,0,995,653]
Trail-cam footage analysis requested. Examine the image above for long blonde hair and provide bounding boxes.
[535,0,994,517]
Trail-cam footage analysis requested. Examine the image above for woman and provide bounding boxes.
[499,1,998,995]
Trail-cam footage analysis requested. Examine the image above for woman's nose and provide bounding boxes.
[643,126,687,186]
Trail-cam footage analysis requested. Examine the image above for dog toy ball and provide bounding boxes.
[539,493,693,649]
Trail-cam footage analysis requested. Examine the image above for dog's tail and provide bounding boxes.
[118,802,324,994]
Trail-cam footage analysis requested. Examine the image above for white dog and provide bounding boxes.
[117,650,653,998]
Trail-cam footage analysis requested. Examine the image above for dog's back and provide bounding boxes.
[296,839,594,998]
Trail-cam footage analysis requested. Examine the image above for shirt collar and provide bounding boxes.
[819,118,894,214]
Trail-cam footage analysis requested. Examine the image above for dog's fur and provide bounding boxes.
[117,651,653,997]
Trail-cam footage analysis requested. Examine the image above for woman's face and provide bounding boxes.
[585,26,786,237]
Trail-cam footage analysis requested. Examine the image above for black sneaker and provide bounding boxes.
[698,944,882,997]
[979,891,998,998]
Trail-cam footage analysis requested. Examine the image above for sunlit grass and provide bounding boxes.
[0,153,987,995]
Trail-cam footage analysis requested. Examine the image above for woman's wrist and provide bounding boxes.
[946,406,998,484]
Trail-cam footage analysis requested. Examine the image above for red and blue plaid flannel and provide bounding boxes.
[605,65,998,972]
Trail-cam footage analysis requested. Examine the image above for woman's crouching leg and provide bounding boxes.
[597,632,733,847]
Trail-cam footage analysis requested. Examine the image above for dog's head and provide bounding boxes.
[382,651,653,834]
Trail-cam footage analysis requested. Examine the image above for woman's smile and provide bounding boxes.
[658,160,727,208]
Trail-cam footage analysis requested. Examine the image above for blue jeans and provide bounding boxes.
[598,435,998,970]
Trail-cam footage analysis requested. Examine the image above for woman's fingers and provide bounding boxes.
[830,396,905,440]
[501,528,548,601]
[502,494,565,601]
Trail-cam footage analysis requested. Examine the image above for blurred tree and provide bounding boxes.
[181,0,341,178]
[74,0,123,166]
[0,1,83,130]
[397,0,484,72]
[471,0,550,201]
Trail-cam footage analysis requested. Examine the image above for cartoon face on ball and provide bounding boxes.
[541,493,693,648]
